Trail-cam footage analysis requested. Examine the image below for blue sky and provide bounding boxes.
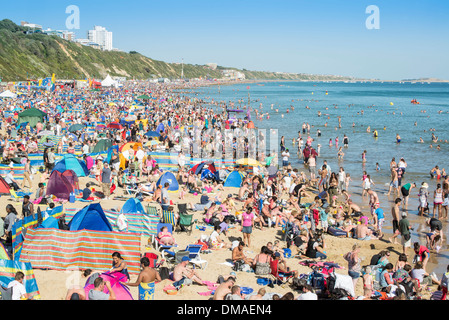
[1,0,448,80]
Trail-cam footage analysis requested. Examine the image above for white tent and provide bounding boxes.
[101,74,118,87]
[0,90,17,98]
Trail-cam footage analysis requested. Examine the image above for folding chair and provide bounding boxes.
[177,203,188,215]
[269,259,295,286]
[185,244,208,270]
[161,249,190,270]
[177,213,197,235]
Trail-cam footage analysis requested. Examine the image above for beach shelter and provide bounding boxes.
[68,123,84,133]
[0,176,11,195]
[156,123,165,134]
[46,170,75,200]
[156,172,179,192]
[137,94,151,100]
[37,216,59,229]
[53,154,89,177]
[189,161,219,181]
[144,131,160,138]
[0,90,17,99]
[119,142,143,153]
[62,169,79,190]
[84,272,133,300]
[121,198,145,215]
[107,122,123,130]
[223,171,244,188]
[68,203,113,232]
[92,139,113,153]
[17,108,47,128]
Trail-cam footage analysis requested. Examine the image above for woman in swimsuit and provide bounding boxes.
[111,252,130,281]
[157,226,176,245]
[433,184,444,218]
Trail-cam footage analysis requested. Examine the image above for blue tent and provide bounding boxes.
[68,203,113,231]
[37,216,59,229]
[223,171,244,188]
[53,154,89,177]
[121,198,145,215]
[105,145,119,164]
[156,172,179,192]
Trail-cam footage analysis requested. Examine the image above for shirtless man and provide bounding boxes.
[367,189,380,218]
[347,199,362,216]
[173,256,205,286]
[213,276,236,300]
[355,223,376,241]
[232,241,254,266]
[388,198,402,245]
[238,182,250,201]
[386,167,399,196]
[124,257,161,300]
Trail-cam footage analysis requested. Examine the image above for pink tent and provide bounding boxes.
[84,271,133,300]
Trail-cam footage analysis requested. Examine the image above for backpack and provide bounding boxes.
[159,267,170,280]
[233,260,245,272]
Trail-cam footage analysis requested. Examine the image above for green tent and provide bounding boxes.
[137,94,151,100]
[17,108,47,128]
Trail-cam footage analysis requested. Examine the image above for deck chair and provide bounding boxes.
[177,213,197,235]
[185,244,208,270]
[153,223,177,251]
[10,189,32,202]
[146,205,160,218]
[177,203,188,215]
[162,210,177,228]
[0,285,13,300]
[161,249,190,269]
[269,259,295,286]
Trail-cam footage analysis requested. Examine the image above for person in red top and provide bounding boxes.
[413,242,430,271]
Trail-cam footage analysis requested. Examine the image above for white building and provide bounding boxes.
[88,26,113,51]
[221,69,245,80]
[21,21,42,30]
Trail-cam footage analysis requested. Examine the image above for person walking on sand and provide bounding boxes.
[389,198,402,245]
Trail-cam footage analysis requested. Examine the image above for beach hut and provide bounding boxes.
[223,171,244,188]
[68,203,113,232]
[17,108,47,128]
[46,170,76,200]
[156,172,179,192]
[53,154,89,177]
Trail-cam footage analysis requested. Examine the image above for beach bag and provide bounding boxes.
[117,213,128,232]
[159,267,170,280]
[196,240,209,251]
[233,260,245,272]
[255,262,271,275]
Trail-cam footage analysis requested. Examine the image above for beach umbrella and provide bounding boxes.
[68,123,84,133]
[236,158,261,167]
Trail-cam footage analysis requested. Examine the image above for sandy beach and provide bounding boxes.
[2,167,434,300]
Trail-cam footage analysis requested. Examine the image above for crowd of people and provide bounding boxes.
[0,79,447,301]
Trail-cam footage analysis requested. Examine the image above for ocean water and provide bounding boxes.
[194,81,449,274]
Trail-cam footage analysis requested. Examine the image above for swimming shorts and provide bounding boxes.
[139,281,155,300]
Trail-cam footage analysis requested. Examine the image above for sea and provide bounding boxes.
[192,80,449,275]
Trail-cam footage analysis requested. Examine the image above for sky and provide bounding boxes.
[1,0,448,80]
